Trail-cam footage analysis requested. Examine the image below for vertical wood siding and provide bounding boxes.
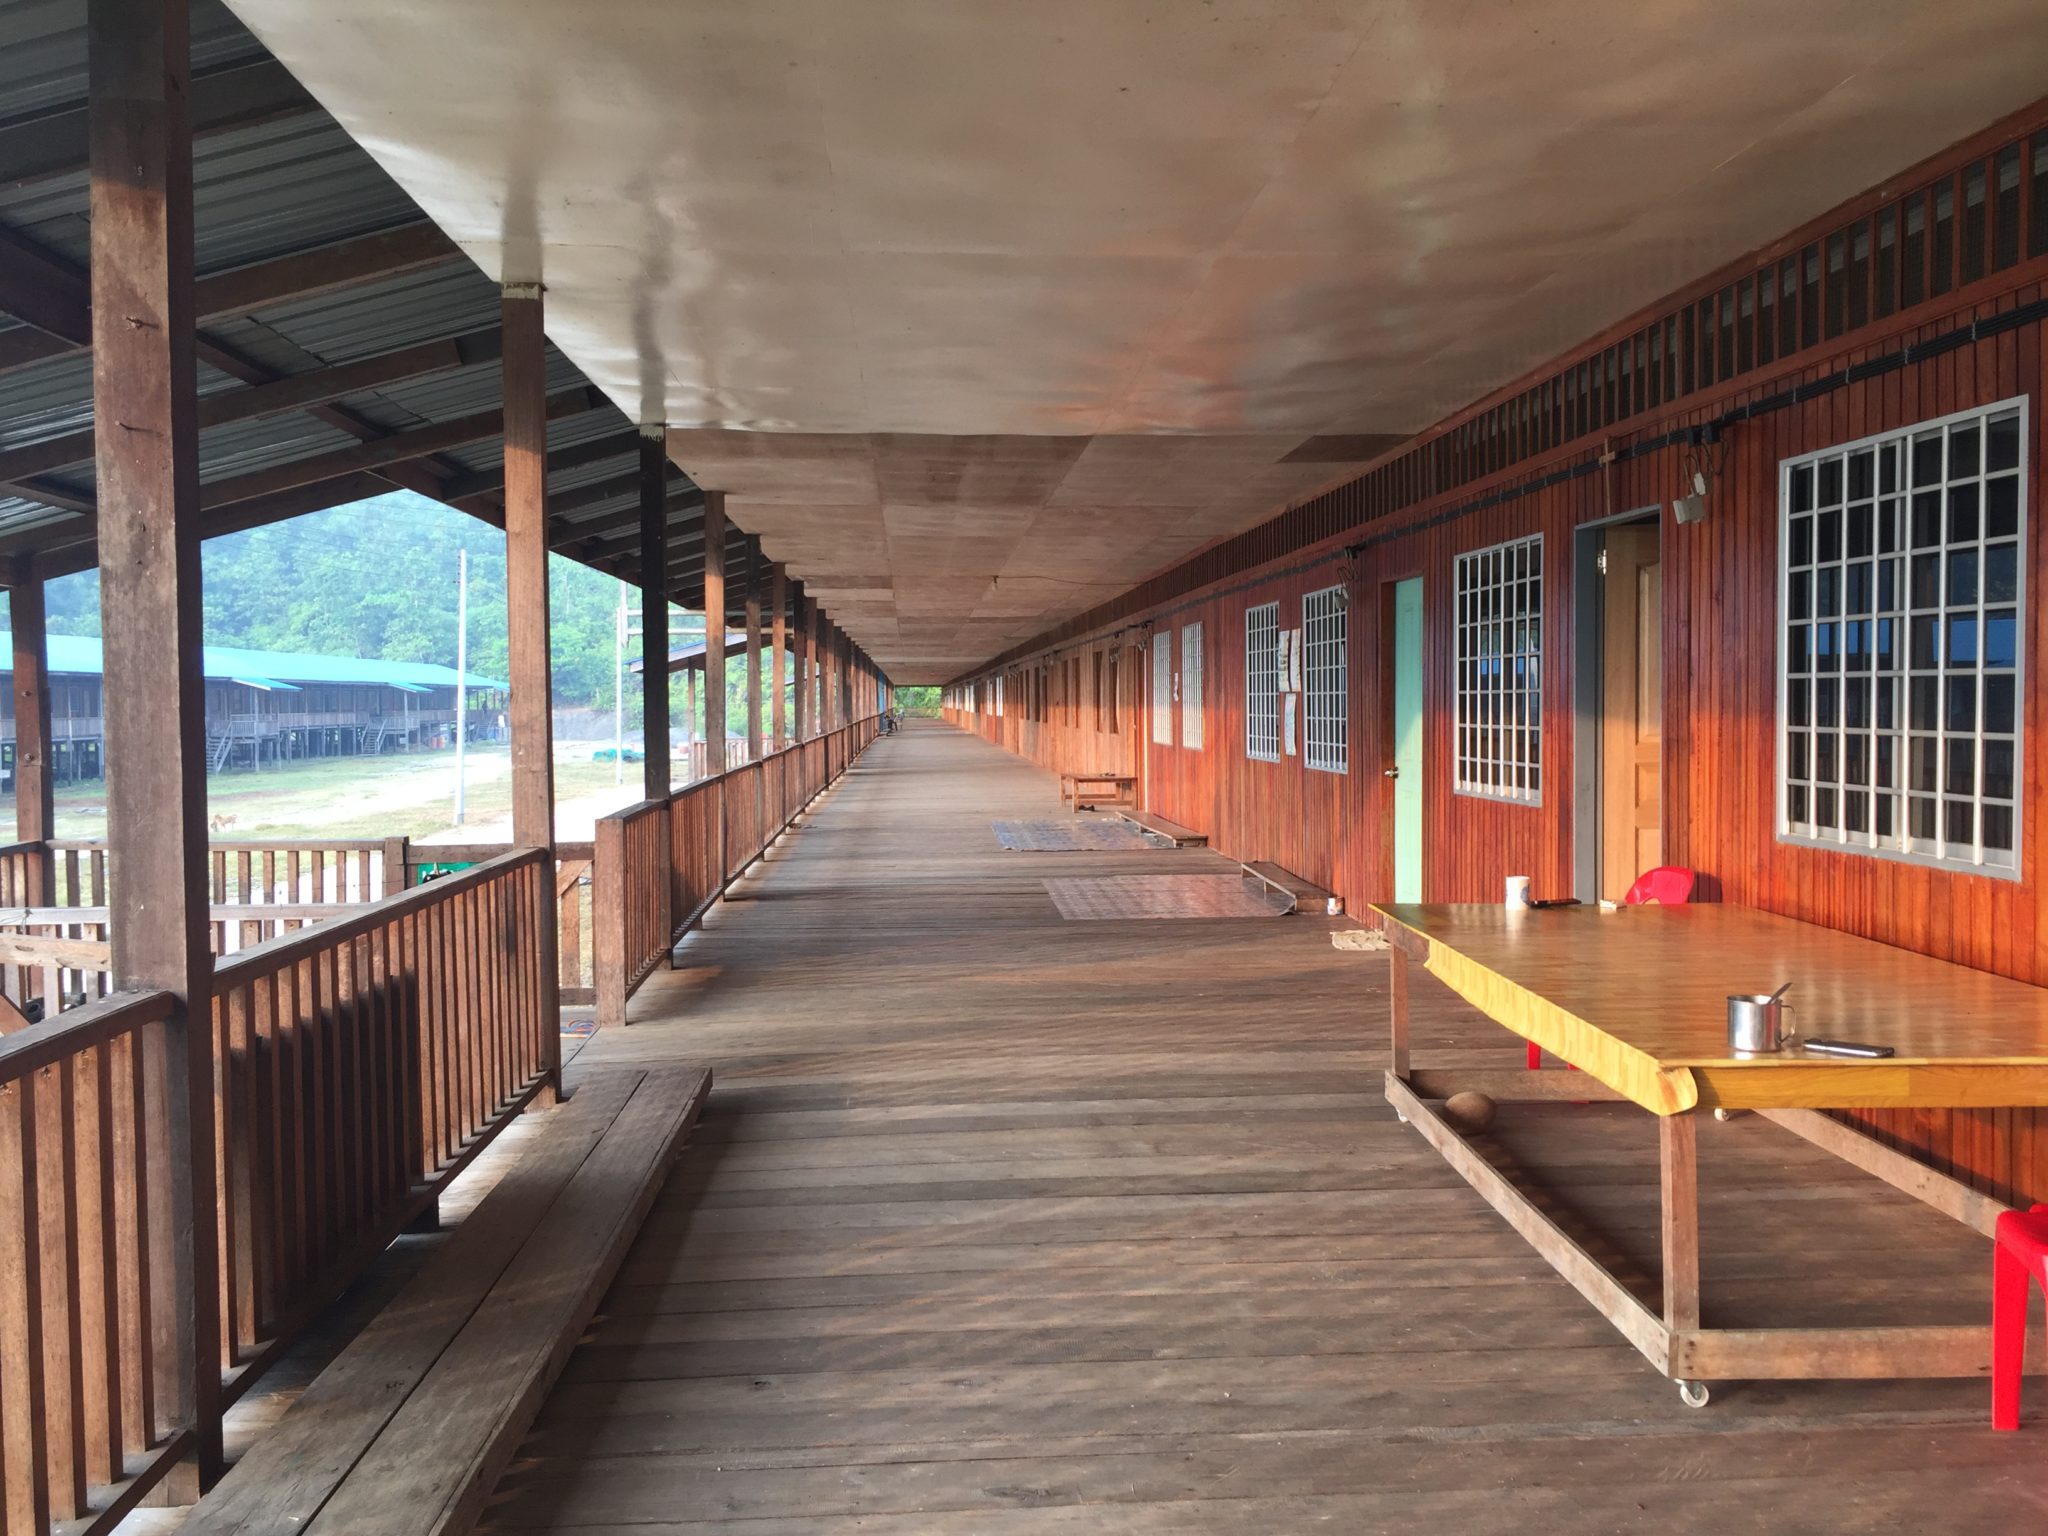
[946,120,2048,1204]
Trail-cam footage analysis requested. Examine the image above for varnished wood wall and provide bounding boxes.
[947,109,2048,1202]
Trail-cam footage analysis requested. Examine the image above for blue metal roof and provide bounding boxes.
[0,632,503,691]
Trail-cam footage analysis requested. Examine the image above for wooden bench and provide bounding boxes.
[180,1064,710,1536]
[1114,808,1207,847]
[1060,770,1136,811]
[1240,859,1338,916]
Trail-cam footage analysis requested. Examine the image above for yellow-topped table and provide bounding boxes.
[1368,901,2048,1406]
[1376,902,2048,1115]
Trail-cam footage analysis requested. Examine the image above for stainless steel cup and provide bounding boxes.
[1727,993,1794,1055]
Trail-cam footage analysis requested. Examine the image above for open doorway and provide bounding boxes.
[1573,513,1663,904]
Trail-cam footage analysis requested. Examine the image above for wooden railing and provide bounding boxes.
[594,716,884,1026]
[0,850,557,1535]
[0,987,194,1533]
[0,837,597,1019]
[208,849,553,1387]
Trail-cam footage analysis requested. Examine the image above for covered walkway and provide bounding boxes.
[484,721,2034,1533]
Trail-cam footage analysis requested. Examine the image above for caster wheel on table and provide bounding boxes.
[1676,1379,1711,1409]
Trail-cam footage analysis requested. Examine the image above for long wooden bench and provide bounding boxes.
[180,1064,710,1536]
[1060,770,1135,811]
[1113,808,1207,846]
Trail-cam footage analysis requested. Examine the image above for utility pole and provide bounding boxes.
[453,546,469,824]
[613,584,626,787]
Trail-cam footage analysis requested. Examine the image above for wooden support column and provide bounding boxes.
[792,580,810,743]
[702,491,727,775]
[501,281,561,1094]
[637,425,670,799]
[769,563,787,751]
[10,558,55,887]
[89,0,221,1488]
[743,540,763,762]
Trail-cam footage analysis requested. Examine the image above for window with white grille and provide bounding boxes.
[1454,534,1543,803]
[995,675,1004,717]
[1302,586,1347,773]
[1151,633,1174,745]
[1245,602,1280,761]
[1180,623,1205,750]
[1779,398,2026,875]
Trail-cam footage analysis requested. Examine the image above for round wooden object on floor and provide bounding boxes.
[1443,1091,1497,1134]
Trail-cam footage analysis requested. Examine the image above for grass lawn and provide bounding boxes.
[0,745,647,842]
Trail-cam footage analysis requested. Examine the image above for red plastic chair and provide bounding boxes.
[1625,865,1698,906]
[1993,1205,2048,1429]
[1525,866,1699,1069]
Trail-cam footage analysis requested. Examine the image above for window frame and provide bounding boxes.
[1453,533,1545,805]
[1775,395,2028,878]
[1302,584,1348,774]
[1180,622,1205,751]
[1150,631,1174,746]
[1245,601,1280,762]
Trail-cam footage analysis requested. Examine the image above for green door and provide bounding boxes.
[1391,578,1424,903]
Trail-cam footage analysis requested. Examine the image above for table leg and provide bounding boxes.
[1389,944,1411,1083]
[1660,1112,1701,1333]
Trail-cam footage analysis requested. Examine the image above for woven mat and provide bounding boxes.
[993,819,1153,852]
[1043,874,1291,921]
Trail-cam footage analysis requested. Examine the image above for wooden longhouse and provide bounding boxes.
[8,1,2048,1533]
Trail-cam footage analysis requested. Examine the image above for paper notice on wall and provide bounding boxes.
[1283,694,1298,755]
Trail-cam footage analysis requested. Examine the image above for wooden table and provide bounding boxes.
[1060,770,1135,811]
[1374,901,2048,1405]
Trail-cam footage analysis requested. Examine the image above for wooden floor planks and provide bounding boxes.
[483,721,2044,1535]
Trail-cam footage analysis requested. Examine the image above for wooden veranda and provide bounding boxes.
[489,722,2041,1533]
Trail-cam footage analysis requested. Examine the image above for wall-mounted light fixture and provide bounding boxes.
[1672,424,1723,525]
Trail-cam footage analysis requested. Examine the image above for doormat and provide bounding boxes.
[1043,874,1292,920]
[993,819,1154,852]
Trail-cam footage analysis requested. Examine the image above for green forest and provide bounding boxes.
[31,489,707,716]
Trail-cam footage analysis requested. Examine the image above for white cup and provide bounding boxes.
[1504,875,1532,909]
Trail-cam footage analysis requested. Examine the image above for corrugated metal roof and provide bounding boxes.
[0,0,260,124]
[0,630,505,689]
[0,2,673,588]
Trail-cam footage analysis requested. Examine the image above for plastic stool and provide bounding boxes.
[1993,1204,2048,1429]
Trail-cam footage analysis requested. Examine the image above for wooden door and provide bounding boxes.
[1390,578,1425,903]
[1600,524,1663,901]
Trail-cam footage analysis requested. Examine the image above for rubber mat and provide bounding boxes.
[1043,874,1292,920]
[993,819,1154,852]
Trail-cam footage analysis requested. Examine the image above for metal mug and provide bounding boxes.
[1727,993,1794,1055]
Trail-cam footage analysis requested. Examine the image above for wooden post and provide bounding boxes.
[743,539,763,763]
[1660,1113,1702,1333]
[501,281,561,1094]
[791,580,810,743]
[89,0,221,1487]
[637,425,670,799]
[769,564,787,751]
[10,558,55,898]
[702,491,727,776]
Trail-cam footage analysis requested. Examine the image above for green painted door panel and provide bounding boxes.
[1392,578,1424,904]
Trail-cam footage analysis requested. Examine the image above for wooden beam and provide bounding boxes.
[90,0,221,1491]
[0,218,459,377]
[501,283,560,1099]
[701,491,727,776]
[0,221,95,343]
[769,563,787,751]
[200,387,600,512]
[0,56,316,195]
[638,427,670,800]
[791,580,810,743]
[743,540,763,761]
[0,326,502,484]
[444,427,645,505]
[8,558,54,869]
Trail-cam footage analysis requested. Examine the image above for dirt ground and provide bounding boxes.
[0,742,657,843]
